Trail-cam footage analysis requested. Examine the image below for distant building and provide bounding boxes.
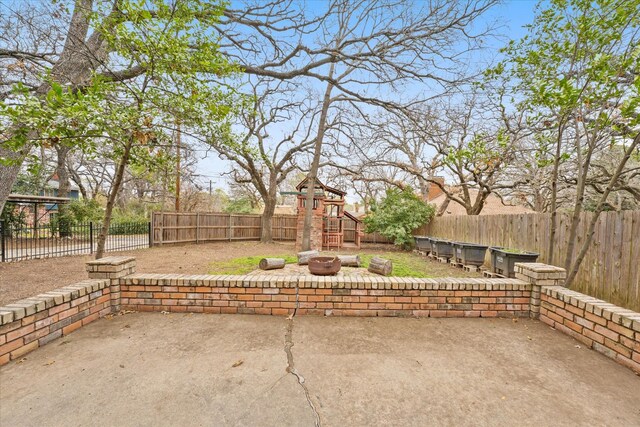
[5,177,80,227]
[426,177,532,216]
[41,177,80,208]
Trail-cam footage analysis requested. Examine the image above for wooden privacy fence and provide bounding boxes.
[419,211,640,311]
[152,212,296,243]
[152,212,393,246]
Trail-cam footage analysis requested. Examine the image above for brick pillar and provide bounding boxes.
[295,206,324,251]
[86,256,136,313]
[515,263,566,319]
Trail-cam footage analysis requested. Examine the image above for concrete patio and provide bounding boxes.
[1,314,638,426]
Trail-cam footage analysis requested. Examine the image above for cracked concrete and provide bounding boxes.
[285,317,321,427]
[1,313,639,426]
[284,281,321,426]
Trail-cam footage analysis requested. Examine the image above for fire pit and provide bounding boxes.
[308,256,341,276]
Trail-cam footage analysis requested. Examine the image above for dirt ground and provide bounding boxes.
[1,314,638,426]
[0,242,477,306]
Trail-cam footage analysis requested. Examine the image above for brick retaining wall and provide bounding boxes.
[1,257,639,375]
[539,286,640,373]
[119,275,531,318]
[0,279,112,365]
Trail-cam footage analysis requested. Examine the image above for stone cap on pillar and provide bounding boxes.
[86,256,136,278]
[514,263,566,286]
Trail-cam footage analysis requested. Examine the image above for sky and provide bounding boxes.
[0,0,543,201]
[193,0,542,202]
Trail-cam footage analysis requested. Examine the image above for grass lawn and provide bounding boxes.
[208,254,299,275]
[207,250,475,278]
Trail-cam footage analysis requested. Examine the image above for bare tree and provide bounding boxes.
[214,0,498,249]
[210,79,317,242]
[327,89,526,216]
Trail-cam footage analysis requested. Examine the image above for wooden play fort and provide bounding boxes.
[290,178,362,251]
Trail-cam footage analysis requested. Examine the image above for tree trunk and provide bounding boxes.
[436,196,451,216]
[260,183,278,243]
[565,133,640,287]
[259,258,286,270]
[0,144,28,215]
[302,63,336,251]
[297,250,320,265]
[55,144,72,237]
[563,134,595,270]
[261,197,276,243]
[95,137,133,259]
[368,256,393,276]
[547,122,565,265]
[337,255,361,267]
[69,166,88,199]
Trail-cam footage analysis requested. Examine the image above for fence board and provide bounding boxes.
[422,211,640,311]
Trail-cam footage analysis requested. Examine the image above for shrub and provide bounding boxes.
[223,197,254,214]
[108,221,149,235]
[0,203,27,237]
[363,187,435,248]
[66,199,104,223]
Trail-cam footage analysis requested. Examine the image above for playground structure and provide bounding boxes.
[292,178,362,251]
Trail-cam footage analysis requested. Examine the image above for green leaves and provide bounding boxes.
[501,0,640,123]
[1,0,242,169]
[363,187,435,248]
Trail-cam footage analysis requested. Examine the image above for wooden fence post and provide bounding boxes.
[158,212,164,246]
[196,212,200,244]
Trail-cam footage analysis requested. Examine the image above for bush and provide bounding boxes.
[363,187,435,249]
[0,203,27,237]
[66,199,104,223]
[223,197,254,214]
[108,221,149,235]
[111,200,156,223]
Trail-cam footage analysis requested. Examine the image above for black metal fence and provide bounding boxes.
[0,220,151,262]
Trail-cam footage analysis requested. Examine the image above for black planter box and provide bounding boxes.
[453,242,489,266]
[431,238,454,259]
[489,247,539,278]
[414,236,431,252]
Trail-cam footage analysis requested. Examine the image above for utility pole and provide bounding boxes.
[175,120,181,212]
[209,180,212,196]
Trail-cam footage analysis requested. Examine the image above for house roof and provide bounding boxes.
[295,177,346,197]
[343,210,362,223]
[7,193,71,205]
[428,189,533,216]
[47,179,80,191]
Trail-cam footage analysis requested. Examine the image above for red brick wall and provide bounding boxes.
[0,279,112,365]
[295,214,323,251]
[119,275,531,318]
[0,256,135,366]
[3,257,640,377]
[539,286,640,374]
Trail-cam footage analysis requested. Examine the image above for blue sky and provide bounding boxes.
[195,0,542,199]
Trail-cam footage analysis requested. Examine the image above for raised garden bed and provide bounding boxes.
[431,238,454,259]
[489,247,539,278]
[453,242,489,266]
[414,236,431,252]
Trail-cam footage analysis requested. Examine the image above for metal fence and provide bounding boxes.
[0,220,151,262]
